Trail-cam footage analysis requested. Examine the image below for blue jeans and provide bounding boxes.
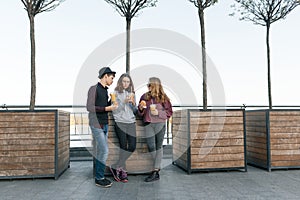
[91,125,108,180]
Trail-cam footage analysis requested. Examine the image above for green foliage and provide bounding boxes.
[231,0,300,26]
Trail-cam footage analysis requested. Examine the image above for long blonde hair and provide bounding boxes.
[145,77,170,103]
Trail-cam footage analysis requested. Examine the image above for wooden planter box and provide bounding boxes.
[246,109,300,171]
[93,115,154,175]
[0,110,70,179]
[172,109,247,174]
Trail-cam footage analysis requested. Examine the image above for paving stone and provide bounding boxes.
[1,162,300,199]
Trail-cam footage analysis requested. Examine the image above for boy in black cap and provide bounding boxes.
[86,67,117,188]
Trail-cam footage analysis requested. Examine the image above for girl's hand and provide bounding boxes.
[139,100,146,110]
[150,109,158,116]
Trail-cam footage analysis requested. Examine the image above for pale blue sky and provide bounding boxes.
[0,0,299,106]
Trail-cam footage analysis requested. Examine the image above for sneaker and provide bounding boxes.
[95,178,112,188]
[144,171,160,182]
[109,166,121,182]
[118,168,128,183]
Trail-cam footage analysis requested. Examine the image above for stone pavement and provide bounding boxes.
[1,159,300,200]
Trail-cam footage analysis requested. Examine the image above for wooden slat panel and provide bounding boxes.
[246,131,267,138]
[247,157,267,166]
[191,153,244,162]
[246,110,268,166]
[191,160,244,169]
[191,146,244,155]
[271,138,300,144]
[0,139,55,145]
[173,110,188,118]
[173,110,246,171]
[0,145,55,151]
[246,111,266,117]
[271,161,300,167]
[270,115,300,121]
[0,150,54,157]
[270,132,300,138]
[247,152,267,160]
[173,148,188,157]
[191,124,244,133]
[270,111,300,116]
[247,141,267,149]
[247,137,267,143]
[93,121,155,173]
[0,169,55,176]
[191,132,243,140]
[0,156,54,163]
[0,121,55,128]
[246,120,266,126]
[246,126,267,132]
[190,117,243,125]
[191,139,244,147]
[0,133,55,139]
[0,162,55,170]
[271,150,300,155]
[189,111,243,118]
[271,144,300,150]
[0,113,55,122]
[270,121,300,127]
[0,127,54,134]
[0,111,71,178]
[271,155,300,161]
[247,146,267,153]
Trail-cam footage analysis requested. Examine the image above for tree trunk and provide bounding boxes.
[266,23,272,109]
[198,9,207,110]
[29,15,36,110]
[126,18,131,74]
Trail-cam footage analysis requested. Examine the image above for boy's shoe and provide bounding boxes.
[118,168,128,183]
[95,178,112,188]
[109,166,121,182]
[144,171,160,182]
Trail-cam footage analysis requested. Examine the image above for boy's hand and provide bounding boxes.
[107,103,118,111]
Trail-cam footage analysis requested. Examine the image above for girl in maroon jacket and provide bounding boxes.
[138,77,173,182]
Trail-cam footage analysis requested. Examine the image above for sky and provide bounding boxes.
[0,0,300,107]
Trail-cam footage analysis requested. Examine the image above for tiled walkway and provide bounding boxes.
[1,159,300,200]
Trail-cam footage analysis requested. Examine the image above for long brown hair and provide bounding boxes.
[114,73,135,93]
[145,77,170,103]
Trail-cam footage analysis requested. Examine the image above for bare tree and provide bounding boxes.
[104,0,157,73]
[188,0,218,110]
[231,0,300,109]
[21,0,64,110]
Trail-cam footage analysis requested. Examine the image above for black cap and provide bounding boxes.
[98,67,116,78]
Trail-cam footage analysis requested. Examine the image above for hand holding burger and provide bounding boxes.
[139,100,147,110]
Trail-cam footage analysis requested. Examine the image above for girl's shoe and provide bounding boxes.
[144,171,160,182]
[109,166,121,182]
[118,167,128,183]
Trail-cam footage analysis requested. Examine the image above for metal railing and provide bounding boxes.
[70,111,173,147]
